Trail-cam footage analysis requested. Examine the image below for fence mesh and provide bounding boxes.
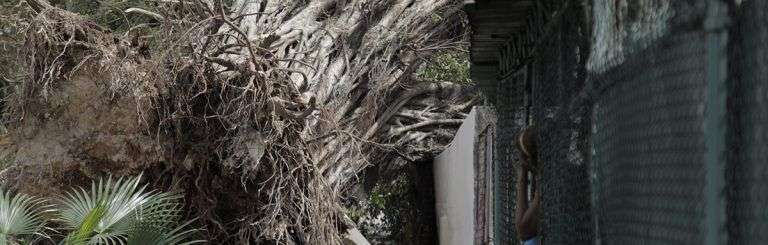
[591,30,708,244]
[529,3,593,244]
[492,71,527,245]
[729,1,768,244]
[587,2,712,244]
[484,0,768,244]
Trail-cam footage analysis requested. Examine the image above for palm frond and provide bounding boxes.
[0,188,52,244]
[58,174,193,245]
[126,219,205,245]
[64,200,108,245]
[135,191,184,229]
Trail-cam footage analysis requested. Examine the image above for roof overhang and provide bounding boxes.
[464,0,534,89]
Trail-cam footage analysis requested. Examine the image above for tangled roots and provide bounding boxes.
[6,7,344,244]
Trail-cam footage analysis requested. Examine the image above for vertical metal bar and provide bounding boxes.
[703,0,729,244]
[486,132,495,244]
[590,101,602,245]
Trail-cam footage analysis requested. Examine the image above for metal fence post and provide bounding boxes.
[703,0,730,244]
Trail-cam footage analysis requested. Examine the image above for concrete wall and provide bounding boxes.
[433,108,478,245]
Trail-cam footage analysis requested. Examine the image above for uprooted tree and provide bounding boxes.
[0,0,474,243]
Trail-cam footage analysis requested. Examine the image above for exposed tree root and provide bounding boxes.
[1,0,474,243]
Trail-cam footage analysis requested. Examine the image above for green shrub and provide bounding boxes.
[416,51,472,84]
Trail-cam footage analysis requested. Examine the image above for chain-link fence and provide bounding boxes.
[530,2,593,244]
[484,0,768,244]
[492,70,528,245]
[592,30,709,245]
[729,1,768,244]
[490,1,595,244]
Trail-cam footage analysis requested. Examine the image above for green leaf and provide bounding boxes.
[126,219,205,245]
[58,174,201,244]
[415,51,472,84]
[65,200,107,245]
[0,189,52,244]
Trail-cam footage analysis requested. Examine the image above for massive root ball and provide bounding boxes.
[1,0,474,243]
[2,8,166,193]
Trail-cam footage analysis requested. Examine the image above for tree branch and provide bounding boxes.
[125,7,165,21]
[390,119,463,136]
[26,0,52,12]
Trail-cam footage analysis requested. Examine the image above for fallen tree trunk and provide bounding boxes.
[0,0,473,243]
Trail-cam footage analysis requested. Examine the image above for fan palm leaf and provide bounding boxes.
[126,219,204,245]
[58,174,200,245]
[0,189,52,245]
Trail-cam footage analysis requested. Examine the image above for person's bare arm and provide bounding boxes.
[516,162,541,240]
[515,163,533,239]
[521,183,540,237]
